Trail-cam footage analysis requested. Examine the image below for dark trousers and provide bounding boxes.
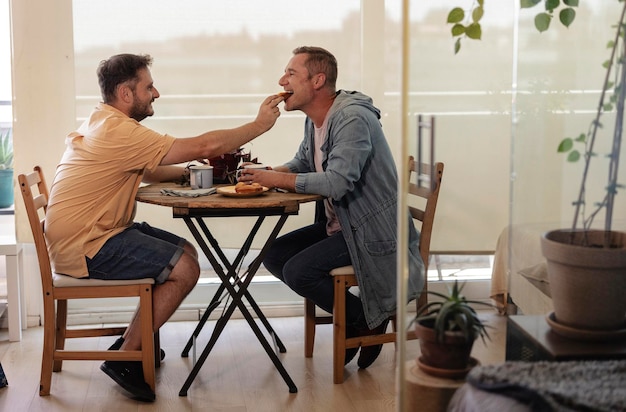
[262,221,367,329]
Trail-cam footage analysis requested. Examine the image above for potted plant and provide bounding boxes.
[208,147,254,184]
[0,127,13,208]
[411,280,492,378]
[450,1,626,334]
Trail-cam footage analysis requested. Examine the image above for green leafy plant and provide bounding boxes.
[448,0,578,54]
[447,0,484,54]
[521,0,578,33]
[411,280,492,344]
[0,128,13,170]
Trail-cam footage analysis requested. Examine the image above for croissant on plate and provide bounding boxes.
[235,182,264,193]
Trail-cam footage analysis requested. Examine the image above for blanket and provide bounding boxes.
[467,360,626,412]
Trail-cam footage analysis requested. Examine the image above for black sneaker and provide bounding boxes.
[108,337,165,361]
[357,319,390,369]
[100,361,155,402]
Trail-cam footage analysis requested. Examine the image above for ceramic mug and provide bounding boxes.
[237,164,268,179]
[189,165,214,189]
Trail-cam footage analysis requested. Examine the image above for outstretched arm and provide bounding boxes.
[160,93,285,165]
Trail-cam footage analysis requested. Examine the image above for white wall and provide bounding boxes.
[11,0,76,242]
[9,0,76,325]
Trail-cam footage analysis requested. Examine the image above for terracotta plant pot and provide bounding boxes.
[541,229,626,331]
[415,320,475,371]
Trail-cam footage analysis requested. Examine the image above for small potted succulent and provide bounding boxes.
[411,280,492,378]
[0,128,14,208]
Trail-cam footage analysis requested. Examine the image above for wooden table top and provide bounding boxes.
[136,183,322,217]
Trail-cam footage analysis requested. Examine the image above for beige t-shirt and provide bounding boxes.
[45,103,176,277]
[313,114,341,236]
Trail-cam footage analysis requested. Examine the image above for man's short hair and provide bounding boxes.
[292,46,337,91]
[97,54,153,104]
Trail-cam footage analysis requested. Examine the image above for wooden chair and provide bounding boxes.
[18,166,160,396]
[304,157,444,383]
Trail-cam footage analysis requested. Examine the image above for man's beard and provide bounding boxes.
[129,95,154,122]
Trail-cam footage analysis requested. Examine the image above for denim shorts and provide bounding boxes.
[86,222,185,284]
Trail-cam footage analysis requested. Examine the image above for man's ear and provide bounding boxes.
[117,84,132,104]
[313,73,326,90]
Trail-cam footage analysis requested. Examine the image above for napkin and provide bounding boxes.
[160,187,217,197]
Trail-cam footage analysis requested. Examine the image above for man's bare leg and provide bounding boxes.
[120,241,200,351]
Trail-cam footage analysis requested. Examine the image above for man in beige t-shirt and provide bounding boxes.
[45,53,286,402]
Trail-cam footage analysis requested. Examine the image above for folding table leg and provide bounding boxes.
[237,299,297,393]
[179,285,298,395]
[243,289,287,353]
[179,314,229,396]
[181,298,222,357]
[183,216,288,355]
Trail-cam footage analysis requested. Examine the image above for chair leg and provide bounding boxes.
[139,286,156,392]
[390,316,399,348]
[39,299,56,396]
[304,298,316,358]
[154,330,161,368]
[53,299,68,372]
[417,278,428,311]
[332,277,347,384]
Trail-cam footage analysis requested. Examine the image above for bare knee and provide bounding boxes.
[168,251,200,293]
[182,240,198,259]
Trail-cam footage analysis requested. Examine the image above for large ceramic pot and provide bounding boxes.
[414,320,475,372]
[0,168,14,208]
[541,229,626,331]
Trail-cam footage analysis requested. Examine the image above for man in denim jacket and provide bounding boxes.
[238,46,425,369]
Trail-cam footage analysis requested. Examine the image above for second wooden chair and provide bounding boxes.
[304,157,444,383]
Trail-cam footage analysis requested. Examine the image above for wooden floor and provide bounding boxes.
[0,312,506,411]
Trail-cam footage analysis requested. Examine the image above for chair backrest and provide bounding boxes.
[18,166,54,294]
[408,156,444,310]
[408,156,444,271]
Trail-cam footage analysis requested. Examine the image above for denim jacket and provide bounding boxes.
[285,90,425,328]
